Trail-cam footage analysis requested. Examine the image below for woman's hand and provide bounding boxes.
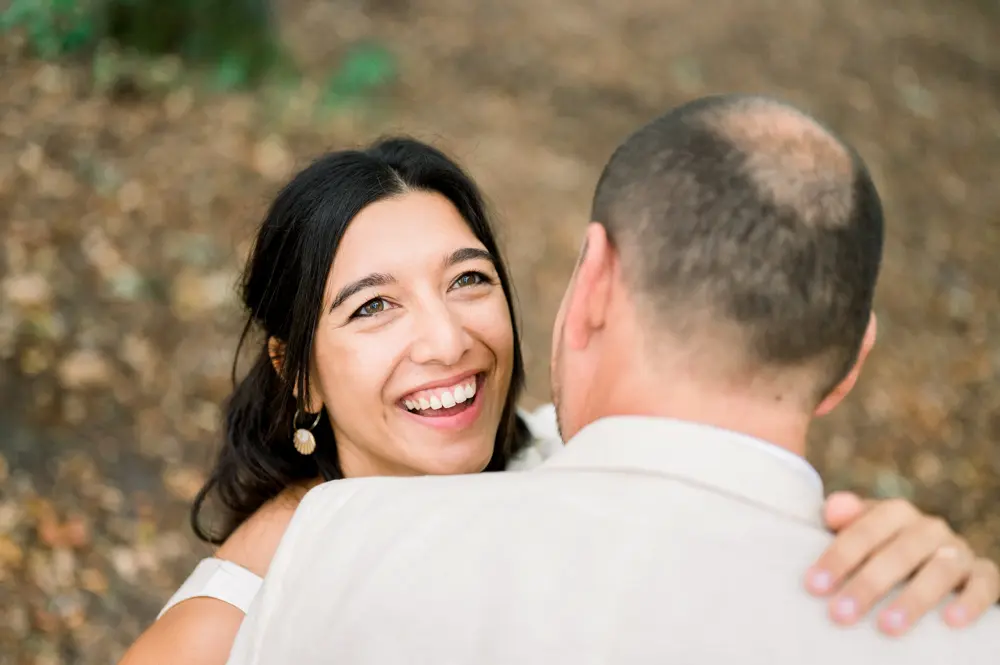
[806,491,999,636]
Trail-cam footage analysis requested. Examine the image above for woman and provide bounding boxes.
[121,138,998,665]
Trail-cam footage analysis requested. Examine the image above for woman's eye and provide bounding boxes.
[451,271,490,289]
[352,297,390,319]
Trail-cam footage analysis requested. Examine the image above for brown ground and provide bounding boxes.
[1,0,998,662]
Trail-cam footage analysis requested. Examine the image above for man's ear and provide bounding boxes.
[562,223,615,352]
[815,312,877,417]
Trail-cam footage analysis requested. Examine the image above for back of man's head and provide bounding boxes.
[590,94,884,406]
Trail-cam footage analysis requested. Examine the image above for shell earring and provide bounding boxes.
[292,409,322,456]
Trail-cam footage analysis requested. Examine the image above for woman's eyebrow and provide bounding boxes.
[445,247,494,268]
[329,273,395,312]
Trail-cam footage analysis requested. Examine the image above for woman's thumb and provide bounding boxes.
[823,491,867,531]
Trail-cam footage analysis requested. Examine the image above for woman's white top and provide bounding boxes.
[157,404,563,619]
[157,557,263,618]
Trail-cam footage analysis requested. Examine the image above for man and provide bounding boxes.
[227,95,1000,663]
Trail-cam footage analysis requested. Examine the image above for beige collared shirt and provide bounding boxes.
[228,416,1000,665]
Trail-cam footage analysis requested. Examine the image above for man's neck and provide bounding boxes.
[592,373,813,458]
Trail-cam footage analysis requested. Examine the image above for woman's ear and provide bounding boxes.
[268,337,323,410]
[267,337,285,377]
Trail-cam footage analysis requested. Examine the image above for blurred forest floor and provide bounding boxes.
[0,0,998,662]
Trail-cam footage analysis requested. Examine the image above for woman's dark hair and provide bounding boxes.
[191,137,531,544]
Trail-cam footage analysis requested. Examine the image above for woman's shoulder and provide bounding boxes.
[215,488,304,577]
[124,558,260,665]
[508,403,564,471]
[159,489,305,618]
[123,490,307,664]
[157,557,264,620]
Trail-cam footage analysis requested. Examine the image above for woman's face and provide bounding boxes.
[310,190,514,477]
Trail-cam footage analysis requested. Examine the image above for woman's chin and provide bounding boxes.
[398,402,504,476]
[412,440,495,476]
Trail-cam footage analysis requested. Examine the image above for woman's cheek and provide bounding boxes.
[486,297,515,365]
[314,332,373,398]
[455,297,514,409]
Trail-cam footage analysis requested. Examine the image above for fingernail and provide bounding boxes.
[833,597,857,622]
[807,568,833,593]
[945,605,967,626]
[882,609,907,633]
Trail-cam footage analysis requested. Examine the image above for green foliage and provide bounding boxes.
[0,0,400,104]
[0,0,284,88]
[322,42,397,109]
[0,0,98,58]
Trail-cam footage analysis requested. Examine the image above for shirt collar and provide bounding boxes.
[539,416,825,527]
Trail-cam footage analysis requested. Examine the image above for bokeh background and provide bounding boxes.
[0,0,998,662]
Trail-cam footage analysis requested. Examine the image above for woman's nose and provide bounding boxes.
[409,305,473,366]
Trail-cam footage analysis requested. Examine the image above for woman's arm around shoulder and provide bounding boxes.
[118,490,305,665]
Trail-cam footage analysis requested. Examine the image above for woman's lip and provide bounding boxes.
[398,369,483,403]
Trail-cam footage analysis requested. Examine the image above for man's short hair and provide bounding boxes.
[592,94,884,400]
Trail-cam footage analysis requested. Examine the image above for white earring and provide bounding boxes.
[292,409,321,456]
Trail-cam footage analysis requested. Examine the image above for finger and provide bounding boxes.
[823,492,869,531]
[874,542,974,636]
[807,498,920,595]
[827,518,954,627]
[943,558,1000,628]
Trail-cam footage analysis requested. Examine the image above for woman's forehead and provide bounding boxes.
[331,190,486,280]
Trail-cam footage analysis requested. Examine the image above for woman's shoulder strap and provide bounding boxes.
[157,557,263,619]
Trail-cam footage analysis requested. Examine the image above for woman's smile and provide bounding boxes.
[399,372,486,431]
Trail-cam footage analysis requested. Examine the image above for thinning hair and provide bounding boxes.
[592,94,884,400]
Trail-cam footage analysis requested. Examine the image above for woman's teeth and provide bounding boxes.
[404,378,477,412]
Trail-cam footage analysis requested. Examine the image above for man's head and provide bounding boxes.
[551,94,883,443]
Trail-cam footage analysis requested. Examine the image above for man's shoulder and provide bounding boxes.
[284,466,614,543]
[300,467,546,510]
[266,471,565,590]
